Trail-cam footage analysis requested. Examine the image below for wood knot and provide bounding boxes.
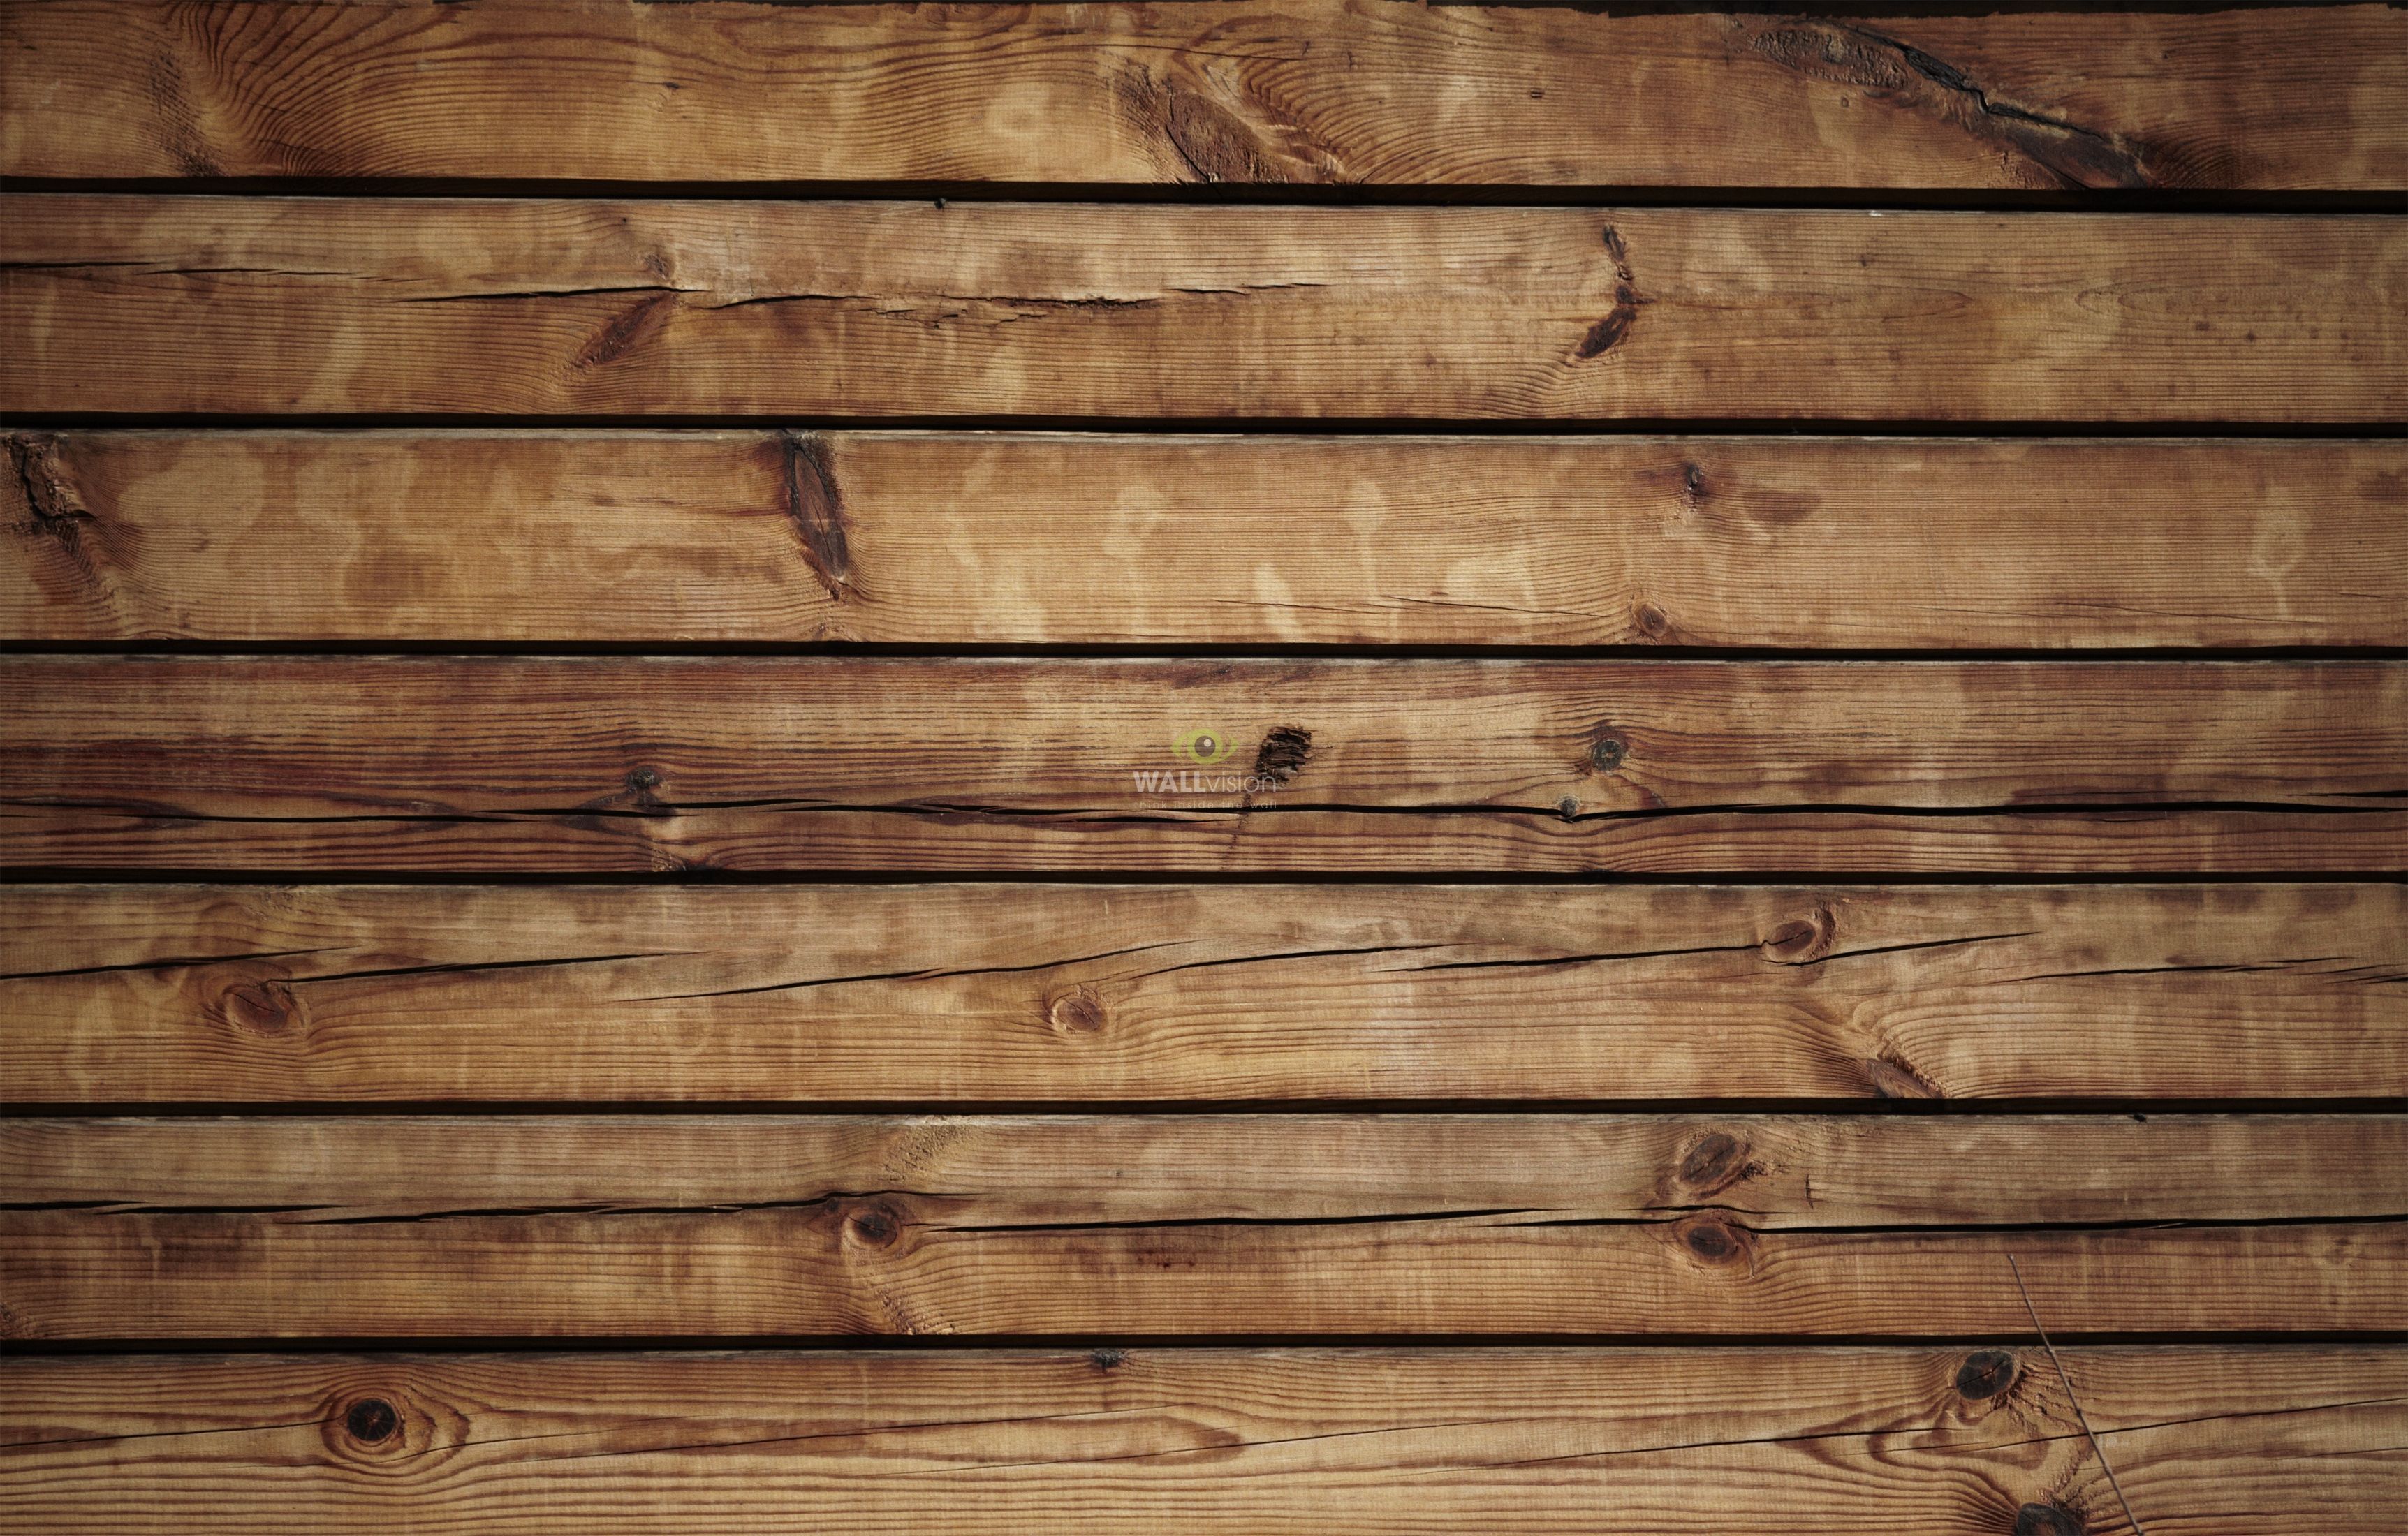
[1955,1349,2018,1401]
[344,1397,400,1444]
[1631,602,1673,640]
[1047,989,1107,1035]
[1866,1054,1941,1100]
[1671,1213,1754,1270]
[2013,1504,2085,1536]
[1089,1347,1128,1373]
[1252,725,1312,785]
[1587,732,1627,773]
[1759,904,1835,964]
[1674,1130,1754,1197]
[1575,224,1643,358]
[845,1204,902,1250]
[216,978,306,1037]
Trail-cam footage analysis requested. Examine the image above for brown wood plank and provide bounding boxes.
[3,1114,2401,1338]
[11,1114,2400,1226]
[6,1347,2400,1533]
[8,883,2401,1103]
[5,1,2402,191]
[3,658,2400,873]
[11,429,2405,647]
[6,198,2401,422]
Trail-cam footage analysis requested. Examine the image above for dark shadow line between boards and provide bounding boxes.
[5,1098,2405,1118]
[6,1328,2406,1358]
[7,642,2408,661]
[2,870,2401,887]
[6,413,2408,438]
[3,175,2404,216]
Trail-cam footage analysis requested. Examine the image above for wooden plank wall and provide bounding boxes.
[2,2,2403,1530]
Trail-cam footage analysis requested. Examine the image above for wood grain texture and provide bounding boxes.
[7,198,2402,422]
[7,1347,2402,1533]
[12,1113,2400,1224]
[8,883,2402,1103]
[5,1,2403,191]
[3,1114,2402,1338]
[3,658,2400,873]
[11,429,2407,647]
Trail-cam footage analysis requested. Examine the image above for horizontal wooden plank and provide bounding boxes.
[19,1114,2400,1227]
[3,658,2400,873]
[3,1114,2402,1338]
[7,1,2404,190]
[6,199,2402,421]
[7,1347,2400,1533]
[11,429,2406,647]
[8,883,2402,1102]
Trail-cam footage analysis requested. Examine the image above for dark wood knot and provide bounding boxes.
[1955,1349,2018,1401]
[1675,1130,1751,1196]
[1673,1213,1752,1269]
[344,1397,399,1444]
[1587,733,1627,773]
[846,1204,901,1249]
[2013,1503,2085,1536]
[1759,903,1835,964]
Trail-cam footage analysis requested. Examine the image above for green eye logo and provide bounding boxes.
[1175,727,1235,765]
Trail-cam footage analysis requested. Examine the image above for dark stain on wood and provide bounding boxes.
[845,1203,902,1250]
[1955,1349,2020,1401]
[1575,225,1643,358]
[2013,1503,2086,1536]
[781,430,855,601]
[1745,19,2152,189]
[1673,1213,1754,1270]
[343,1397,400,1444]
[1675,1130,1756,1197]
[1253,725,1314,785]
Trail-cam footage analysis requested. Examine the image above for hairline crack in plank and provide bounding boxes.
[6,882,2402,1102]
[6,1348,2403,1533]
[3,0,2403,189]
[2,656,2400,873]
[3,1113,2404,1338]
[3,198,2403,421]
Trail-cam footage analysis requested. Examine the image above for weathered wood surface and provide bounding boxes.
[7,1347,2400,1533]
[3,1114,2402,1338]
[11,429,2407,647]
[12,1113,2400,1224]
[9,883,2402,1103]
[8,1,2405,191]
[3,658,2399,873]
[7,198,2402,422]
